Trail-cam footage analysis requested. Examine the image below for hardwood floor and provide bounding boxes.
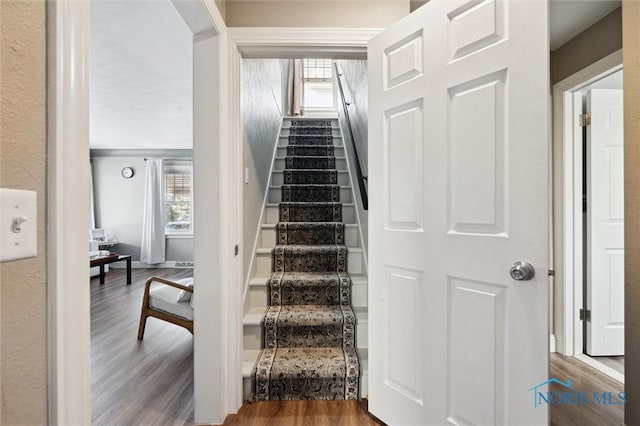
[223,400,383,426]
[91,268,194,426]
[550,353,624,426]
[91,273,624,425]
[590,355,625,375]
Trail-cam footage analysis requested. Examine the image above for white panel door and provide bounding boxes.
[368,0,549,424]
[586,89,624,356]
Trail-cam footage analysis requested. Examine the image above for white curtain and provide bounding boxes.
[288,59,305,116]
[140,159,166,264]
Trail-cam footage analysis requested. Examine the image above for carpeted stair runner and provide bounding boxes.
[254,119,360,400]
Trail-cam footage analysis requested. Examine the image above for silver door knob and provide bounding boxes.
[510,261,535,281]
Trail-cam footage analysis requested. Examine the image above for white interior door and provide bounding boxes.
[586,89,624,356]
[368,0,549,424]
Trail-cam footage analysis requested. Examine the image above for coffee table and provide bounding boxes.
[90,254,132,285]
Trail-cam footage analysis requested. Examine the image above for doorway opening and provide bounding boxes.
[553,50,624,384]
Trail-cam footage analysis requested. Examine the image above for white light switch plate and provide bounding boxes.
[0,189,37,262]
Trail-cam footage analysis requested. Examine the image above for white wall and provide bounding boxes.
[242,59,286,280]
[91,154,193,262]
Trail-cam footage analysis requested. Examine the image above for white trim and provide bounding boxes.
[48,0,238,424]
[550,334,557,353]
[552,49,623,357]
[47,0,92,424]
[109,261,191,269]
[242,118,285,309]
[574,354,625,384]
[228,27,381,59]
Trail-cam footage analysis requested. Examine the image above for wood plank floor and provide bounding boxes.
[222,400,383,426]
[550,353,624,426]
[91,268,194,426]
[91,272,624,425]
[590,355,625,375]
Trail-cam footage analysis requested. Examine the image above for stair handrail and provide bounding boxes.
[334,63,368,211]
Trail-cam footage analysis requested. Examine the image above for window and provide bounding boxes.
[164,160,193,234]
[303,58,335,110]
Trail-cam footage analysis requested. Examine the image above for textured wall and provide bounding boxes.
[336,60,368,251]
[624,2,640,422]
[0,1,48,424]
[226,1,409,27]
[92,155,193,262]
[551,7,621,84]
[242,59,284,282]
[337,61,368,173]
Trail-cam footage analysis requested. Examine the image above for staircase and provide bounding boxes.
[243,117,368,400]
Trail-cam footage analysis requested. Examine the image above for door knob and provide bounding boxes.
[510,261,535,281]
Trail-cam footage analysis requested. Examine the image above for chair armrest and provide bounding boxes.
[144,276,194,293]
[141,277,194,309]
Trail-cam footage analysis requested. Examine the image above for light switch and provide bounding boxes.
[0,189,37,262]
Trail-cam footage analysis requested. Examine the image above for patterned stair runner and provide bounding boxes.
[254,119,360,400]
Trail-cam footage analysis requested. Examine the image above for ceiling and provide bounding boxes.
[549,0,620,50]
[90,0,193,150]
[90,0,621,150]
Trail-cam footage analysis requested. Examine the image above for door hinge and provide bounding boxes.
[548,269,555,277]
[580,308,591,322]
[580,113,591,127]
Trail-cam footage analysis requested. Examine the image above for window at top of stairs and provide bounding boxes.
[303,58,336,111]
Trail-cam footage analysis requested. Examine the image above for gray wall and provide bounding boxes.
[242,59,285,281]
[336,60,368,173]
[91,153,193,262]
[336,60,369,252]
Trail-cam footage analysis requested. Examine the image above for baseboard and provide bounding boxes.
[573,353,625,384]
[550,334,557,353]
[242,117,286,308]
[110,261,193,269]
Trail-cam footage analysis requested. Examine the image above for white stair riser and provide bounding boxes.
[259,225,358,247]
[357,320,368,350]
[348,250,364,274]
[271,171,350,186]
[273,158,347,171]
[351,279,367,308]
[268,187,353,204]
[248,284,269,309]
[261,227,276,247]
[279,137,344,147]
[243,377,252,401]
[243,318,367,350]
[255,249,364,275]
[256,253,271,275]
[280,129,341,138]
[264,204,357,224]
[244,324,263,350]
[282,118,338,127]
[249,277,367,309]
[276,146,345,157]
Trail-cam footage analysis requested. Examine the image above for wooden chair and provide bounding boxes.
[137,276,194,340]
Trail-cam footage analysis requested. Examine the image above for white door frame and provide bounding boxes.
[552,49,622,361]
[47,1,240,424]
